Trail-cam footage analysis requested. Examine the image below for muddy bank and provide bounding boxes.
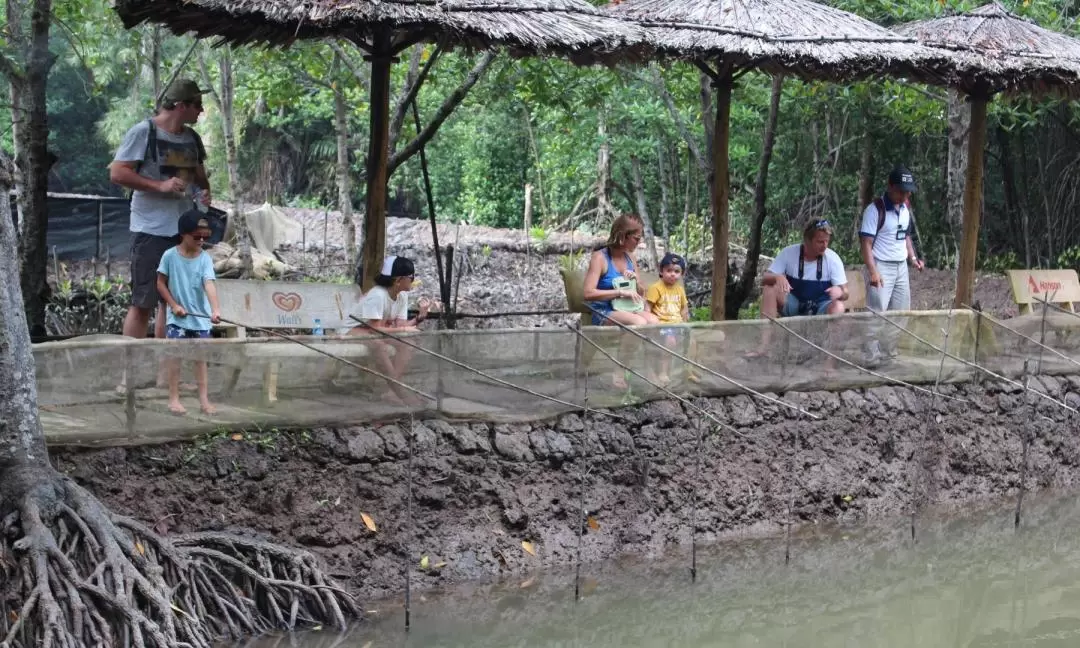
[56,375,1080,602]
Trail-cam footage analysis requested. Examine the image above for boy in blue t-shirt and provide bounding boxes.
[156,210,221,415]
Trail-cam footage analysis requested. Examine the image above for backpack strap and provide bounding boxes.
[872,197,887,236]
[186,126,207,164]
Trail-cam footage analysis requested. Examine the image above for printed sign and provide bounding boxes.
[1007,269,1080,309]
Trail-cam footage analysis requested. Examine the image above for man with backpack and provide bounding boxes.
[859,165,924,364]
[110,79,211,343]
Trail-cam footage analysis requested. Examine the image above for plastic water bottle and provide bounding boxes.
[312,318,324,336]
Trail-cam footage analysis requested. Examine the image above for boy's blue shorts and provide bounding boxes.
[166,324,210,339]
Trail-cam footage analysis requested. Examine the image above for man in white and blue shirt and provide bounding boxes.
[860,165,925,363]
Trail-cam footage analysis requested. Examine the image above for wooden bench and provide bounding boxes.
[215,279,370,402]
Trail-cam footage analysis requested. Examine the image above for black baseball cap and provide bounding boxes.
[888,165,917,192]
[379,255,415,278]
[660,252,686,272]
[178,209,211,235]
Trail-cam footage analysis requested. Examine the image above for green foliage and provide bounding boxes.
[529,226,550,250]
[46,271,130,335]
[690,306,712,322]
[1056,247,1080,274]
[558,250,585,273]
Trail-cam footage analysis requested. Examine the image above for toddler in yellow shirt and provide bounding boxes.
[645,253,690,385]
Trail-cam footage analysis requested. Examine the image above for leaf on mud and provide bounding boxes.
[433,561,447,569]
[361,642,373,648]
[312,624,323,631]
[361,513,377,533]
[231,433,244,441]
[587,516,600,531]
[521,540,537,556]
[420,555,430,570]
[135,542,146,556]
[8,610,17,622]
[841,495,853,503]
[520,577,536,589]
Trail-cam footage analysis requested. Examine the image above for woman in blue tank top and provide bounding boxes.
[583,213,659,388]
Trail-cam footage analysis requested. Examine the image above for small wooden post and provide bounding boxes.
[95,200,104,276]
[125,345,137,439]
[573,320,583,400]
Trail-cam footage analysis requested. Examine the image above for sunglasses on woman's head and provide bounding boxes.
[811,219,831,229]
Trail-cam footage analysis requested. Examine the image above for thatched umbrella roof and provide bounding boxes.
[115,0,646,299]
[895,1,1080,95]
[608,0,953,83]
[114,0,644,61]
[606,0,954,319]
[895,2,1080,309]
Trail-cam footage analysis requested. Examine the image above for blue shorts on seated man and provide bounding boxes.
[780,294,834,317]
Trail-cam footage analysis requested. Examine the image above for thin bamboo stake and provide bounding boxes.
[404,413,414,631]
[912,308,955,544]
[574,358,589,603]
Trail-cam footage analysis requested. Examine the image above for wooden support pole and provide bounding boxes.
[954,95,989,309]
[708,73,733,321]
[360,31,393,293]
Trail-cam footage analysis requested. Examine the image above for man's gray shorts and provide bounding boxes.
[130,232,178,310]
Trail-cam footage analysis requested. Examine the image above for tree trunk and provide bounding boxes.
[997,125,1027,267]
[731,74,783,316]
[523,183,533,235]
[954,96,989,309]
[149,26,162,104]
[522,106,551,224]
[657,141,671,247]
[360,31,393,292]
[217,46,252,277]
[596,108,613,220]
[334,54,356,267]
[0,155,47,474]
[199,46,252,277]
[857,126,873,230]
[946,89,971,236]
[708,73,733,321]
[14,0,54,337]
[683,148,693,255]
[630,154,659,269]
[699,71,715,168]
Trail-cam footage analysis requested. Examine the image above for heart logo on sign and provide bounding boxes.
[272,292,303,312]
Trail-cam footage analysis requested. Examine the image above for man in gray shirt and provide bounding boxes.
[110,78,212,343]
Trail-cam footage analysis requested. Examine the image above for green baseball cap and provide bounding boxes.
[163,78,208,104]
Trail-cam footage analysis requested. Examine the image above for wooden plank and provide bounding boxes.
[1006,269,1080,307]
[846,266,868,311]
[215,279,363,330]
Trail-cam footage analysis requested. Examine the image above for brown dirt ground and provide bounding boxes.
[54,375,1080,604]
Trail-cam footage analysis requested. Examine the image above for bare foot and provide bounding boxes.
[168,401,187,416]
[200,402,217,416]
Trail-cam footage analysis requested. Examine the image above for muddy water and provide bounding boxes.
[250,494,1080,648]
